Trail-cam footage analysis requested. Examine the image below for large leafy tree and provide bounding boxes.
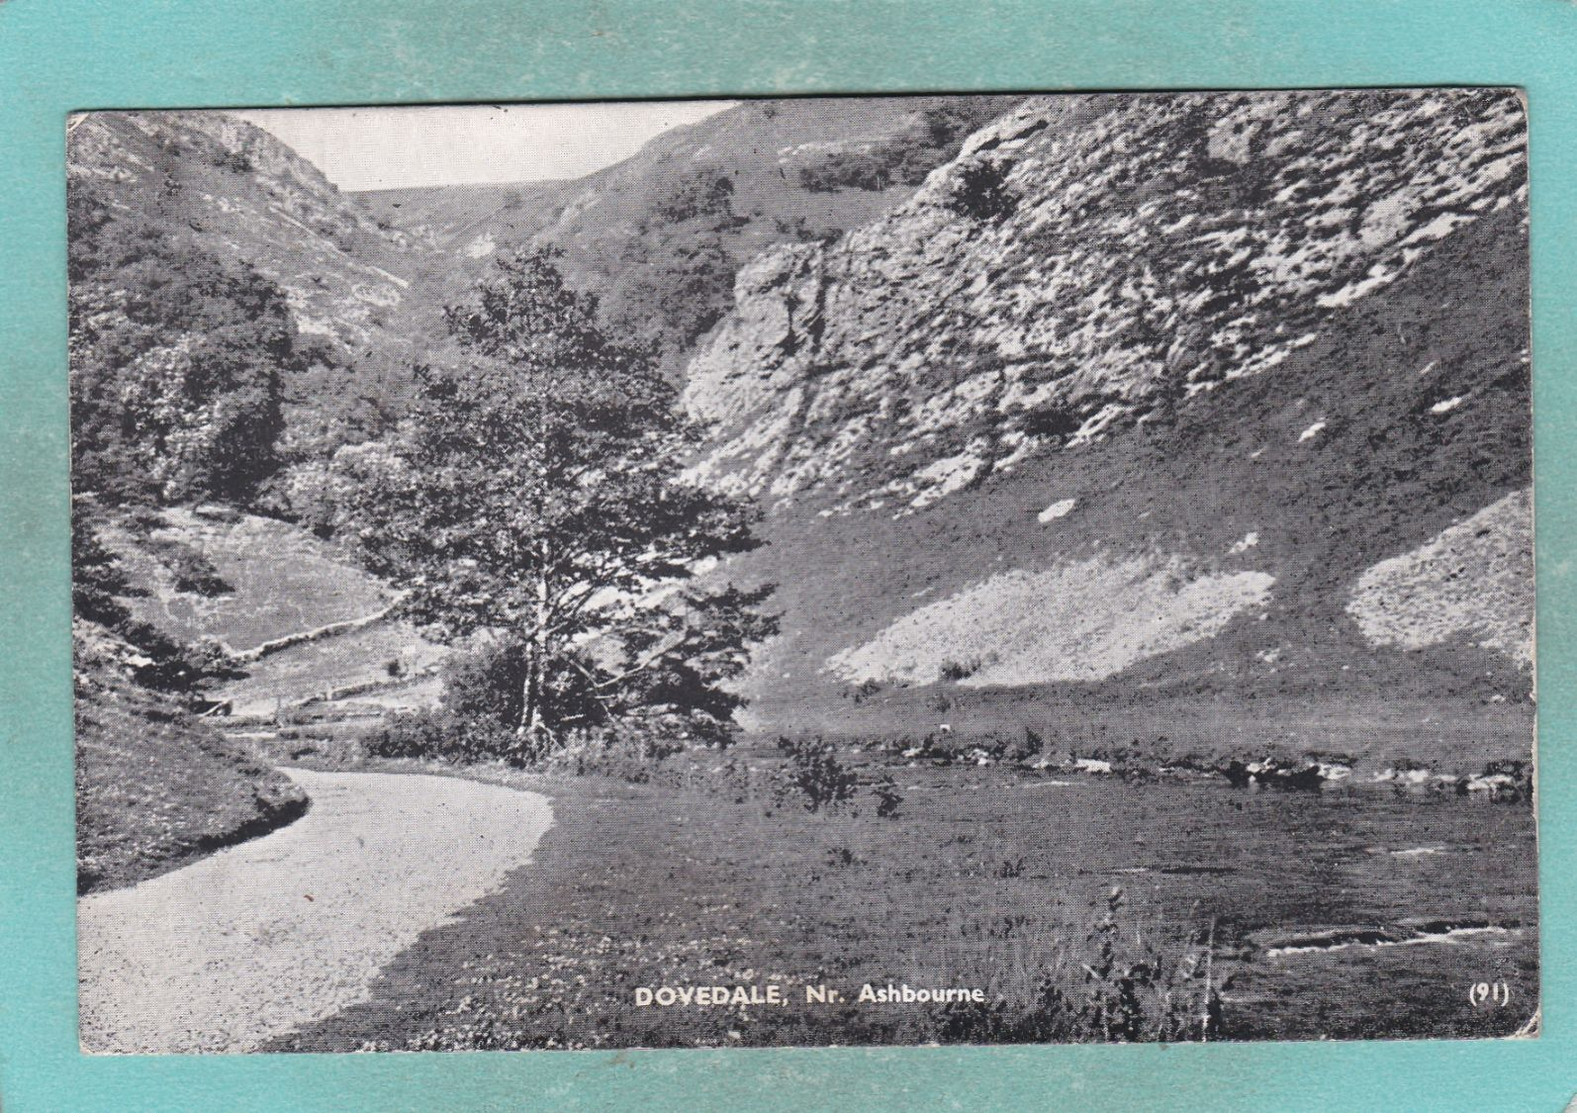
[341,249,775,758]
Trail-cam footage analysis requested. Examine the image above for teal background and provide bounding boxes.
[2,0,1574,1108]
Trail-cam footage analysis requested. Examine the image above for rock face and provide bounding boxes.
[684,89,1528,513]
[682,90,1532,711]
[362,96,1024,381]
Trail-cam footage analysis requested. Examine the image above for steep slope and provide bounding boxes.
[683,90,1531,721]
[361,96,1023,379]
[67,111,441,441]
[75,618,307,893]
[96,506,445,721]
[685,90,1526,509]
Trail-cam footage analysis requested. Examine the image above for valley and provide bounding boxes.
[69,89,1537,1049]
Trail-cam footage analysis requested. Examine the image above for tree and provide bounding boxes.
[68,178,294,506]
[341,249,775,760]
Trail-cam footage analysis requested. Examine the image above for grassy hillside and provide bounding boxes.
[361,96,1023,379]
[74,620,306,893]
[730,195,1531,731]
[97,506,446,716]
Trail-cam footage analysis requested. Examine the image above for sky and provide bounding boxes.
[232,101,736,192]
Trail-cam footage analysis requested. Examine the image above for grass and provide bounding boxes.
[75,666,306,894]
[105,507,389,653]
[271,766,1215,1051]
[215,617,444,716]
[267,720,1536,1051]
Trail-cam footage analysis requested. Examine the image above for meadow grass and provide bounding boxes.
[268,717,1536,1051]
[271,746,1231,1051]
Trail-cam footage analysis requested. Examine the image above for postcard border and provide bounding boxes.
[3,0,1576,1109]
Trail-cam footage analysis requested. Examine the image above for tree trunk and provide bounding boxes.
[515,569,551,760]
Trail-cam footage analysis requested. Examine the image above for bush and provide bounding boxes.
[939,656,981,682]
[850,678,883,704]
[775,736,859,812]
[870,773,904,818]
[361,707,515,765]
[362,709,455,761]
[166,548,232,596]
[946,160,1017,223]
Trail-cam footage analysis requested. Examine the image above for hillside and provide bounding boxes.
[65,100,1021,443]
[95,506,445,722]
[67,111,440,444]
[360,96,1024,379]
[678,89,1532,722]
[74,618,307,893]
[66,91,1534,740]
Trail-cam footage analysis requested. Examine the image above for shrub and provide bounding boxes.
[120,506,167,538]
[168,550,232,596]
[775,736,859,812]
[939,657,981,682]
[850,678,883,704]
[870,773,904,818]
[946,160,1017,223]
[361,706,519,765]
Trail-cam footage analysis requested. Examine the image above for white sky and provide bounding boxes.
[231,101,736,192]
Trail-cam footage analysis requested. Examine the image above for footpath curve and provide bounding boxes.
[79,767,553,1053]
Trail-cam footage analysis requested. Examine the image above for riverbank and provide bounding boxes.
[270,745,1536,1051]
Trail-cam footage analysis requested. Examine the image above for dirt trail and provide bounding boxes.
[78,767,552,1053]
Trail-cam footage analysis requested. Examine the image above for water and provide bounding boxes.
[923,772,1538,1040]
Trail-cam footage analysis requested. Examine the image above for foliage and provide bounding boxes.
[340,248,775,758]
[774,736,860,812]
[945,159,1017,223]
[68,179,302,506]
[591,169,751,377]
[939,656,982,681]
[650,171,737,226]
[142,536,234,596]
[937,889,1223,1044]
[869,773,904,818]
[602,232,739,377]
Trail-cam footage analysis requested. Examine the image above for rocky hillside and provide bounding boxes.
[680,89,1532,716]
[67,111,441,444]
[66,93,1534,733]
[361,96,1023,379]
[686,90,1526,507]
[69,112,432,355]
[67,100,1019,431]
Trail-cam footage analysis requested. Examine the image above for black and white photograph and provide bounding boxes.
[70,89,1535,1054]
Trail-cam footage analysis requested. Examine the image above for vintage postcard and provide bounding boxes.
[69,90,1535,1054]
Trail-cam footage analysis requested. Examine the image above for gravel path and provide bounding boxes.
[78,767,553,1053]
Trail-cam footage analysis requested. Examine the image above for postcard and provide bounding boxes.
[68,90,1536,1054]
